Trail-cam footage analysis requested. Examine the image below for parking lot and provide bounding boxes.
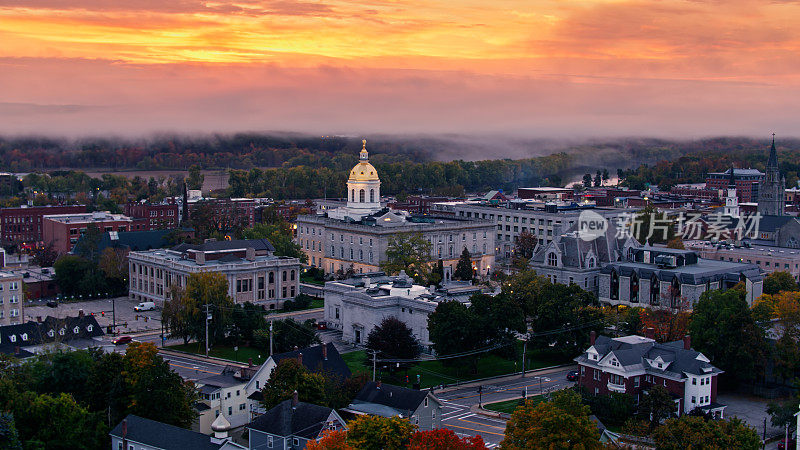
[25,296,162,334]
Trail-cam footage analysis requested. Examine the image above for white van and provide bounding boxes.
[134,301,156,312]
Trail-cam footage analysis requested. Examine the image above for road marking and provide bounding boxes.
[448,378,562,401]
[457,417,506,430]
[166,361,221,375]
[446,424,505,437]
[449,412,475,421]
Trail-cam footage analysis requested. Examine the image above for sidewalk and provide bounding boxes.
[435,363,576,394]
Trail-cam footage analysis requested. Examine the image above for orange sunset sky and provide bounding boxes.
[1,0,799,137]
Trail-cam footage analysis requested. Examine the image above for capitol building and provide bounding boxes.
[295,140,496,277]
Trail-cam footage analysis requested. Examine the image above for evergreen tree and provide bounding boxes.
[454,248,473,281]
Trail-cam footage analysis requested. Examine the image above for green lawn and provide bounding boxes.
[484,395,545,414]
[342,343,574,389]
[300,275,325,285]
[310,298,324,309]
[167,343,269,365]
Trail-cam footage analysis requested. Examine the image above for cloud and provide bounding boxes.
[0,0,334,15]
[0,57,798,139]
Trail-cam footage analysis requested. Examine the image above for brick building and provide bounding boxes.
[42,212,133,255]
[0,205,86,247]
[124,200,179,231]
[575,332,725,418]
[705,168,763,203]
[187,198,257,229]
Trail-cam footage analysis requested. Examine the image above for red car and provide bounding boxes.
[778,437,796,450]
[316,322,328,330]
[112,336,133,345]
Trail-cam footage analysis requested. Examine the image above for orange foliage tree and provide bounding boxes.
[306,430,353,450]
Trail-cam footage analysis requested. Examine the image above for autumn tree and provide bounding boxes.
[240,222,307,262]
[763,271,799,295]
[182,272,234,346]
[162,285,192,344]
[754,291,800,381]
[380,233,433,283]
[514,230,538,259]
[30,242,58,268]
[187,164,204,190]
[639,308,691,343]
[653,416,760,450]
[410,429,485,450]
[306,430,352,450]
[501,389,601,450]
[346,415,416,450]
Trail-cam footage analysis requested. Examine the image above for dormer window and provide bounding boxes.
[59,329,65,336]
[48,330,55,338]
[9,335,15,342]
[547,252,558,267]
[87,325,93,332]
[74,326,80,334]
[21,333,27,341]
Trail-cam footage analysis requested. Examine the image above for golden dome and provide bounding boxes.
[349,139,380,182]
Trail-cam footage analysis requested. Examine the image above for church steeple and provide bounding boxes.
[767,133,778,170]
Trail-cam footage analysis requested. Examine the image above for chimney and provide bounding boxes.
[246,247,255,261]
[297,352,303,366]
[590,330,596,346]
[683,334,691,350]
[645,327,655,340]
[78,309,84,318]
[292,390,298,408]
[36,316,42,323]
[122,418,128,449]
[376,381,382,389]
[248,358,253,367]
[195,251,206,265]
[322,343,328,361]
[13,346,20,355]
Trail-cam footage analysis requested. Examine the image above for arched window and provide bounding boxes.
[351,189,355,202]
[650,274,659,305]
[627,247,636,261]
[269,272,275,283]
[547,252,558,267]
[610,270,619,300]
[370,189,375,203]
[290,270,295,281]
[586,257,595,269]
[359,189,365,203]
[630,273,639,303]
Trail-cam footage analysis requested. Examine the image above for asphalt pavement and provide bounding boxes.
[436,367,575,447]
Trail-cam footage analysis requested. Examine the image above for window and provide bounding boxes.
[634,377,640,387]
[293,438,300,446]
[547,252,558,267]
[424,397,428,407]
[267,436,273,448]
[692,396,696,404]
[370,189,375,203]
[692,378,696,385]
[359,189,365,203]
[610,270,619,300]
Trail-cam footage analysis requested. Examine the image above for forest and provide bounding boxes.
[3,134,800,200]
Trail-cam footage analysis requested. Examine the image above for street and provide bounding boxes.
[437,367,575,447]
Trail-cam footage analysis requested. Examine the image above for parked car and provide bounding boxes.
[778,437,796,450]
[45,300,58,308]
[566,370,579,382]
[134,301,156,312]
[112,336,133,345]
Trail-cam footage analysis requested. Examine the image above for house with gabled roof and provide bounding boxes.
[110,414,244,450]
[0,313,103,357]
[246,394,346,450]
[244,343,351,420]
[343,381,443,431]
[575,331,725,418]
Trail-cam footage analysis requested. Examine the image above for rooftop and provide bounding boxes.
[42,211,132,224]
[110,414,226,450]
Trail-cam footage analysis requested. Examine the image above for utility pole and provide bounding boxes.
[521,334,528,377]
[367,350,378,381]
[269,320,273,356]
[112,296,116,335]
[205,304,211,357]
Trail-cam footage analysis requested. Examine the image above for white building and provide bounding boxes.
[296,141,496,276]
[128,239,301,310]
[0,270,23,326]
[323,272,481,347]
